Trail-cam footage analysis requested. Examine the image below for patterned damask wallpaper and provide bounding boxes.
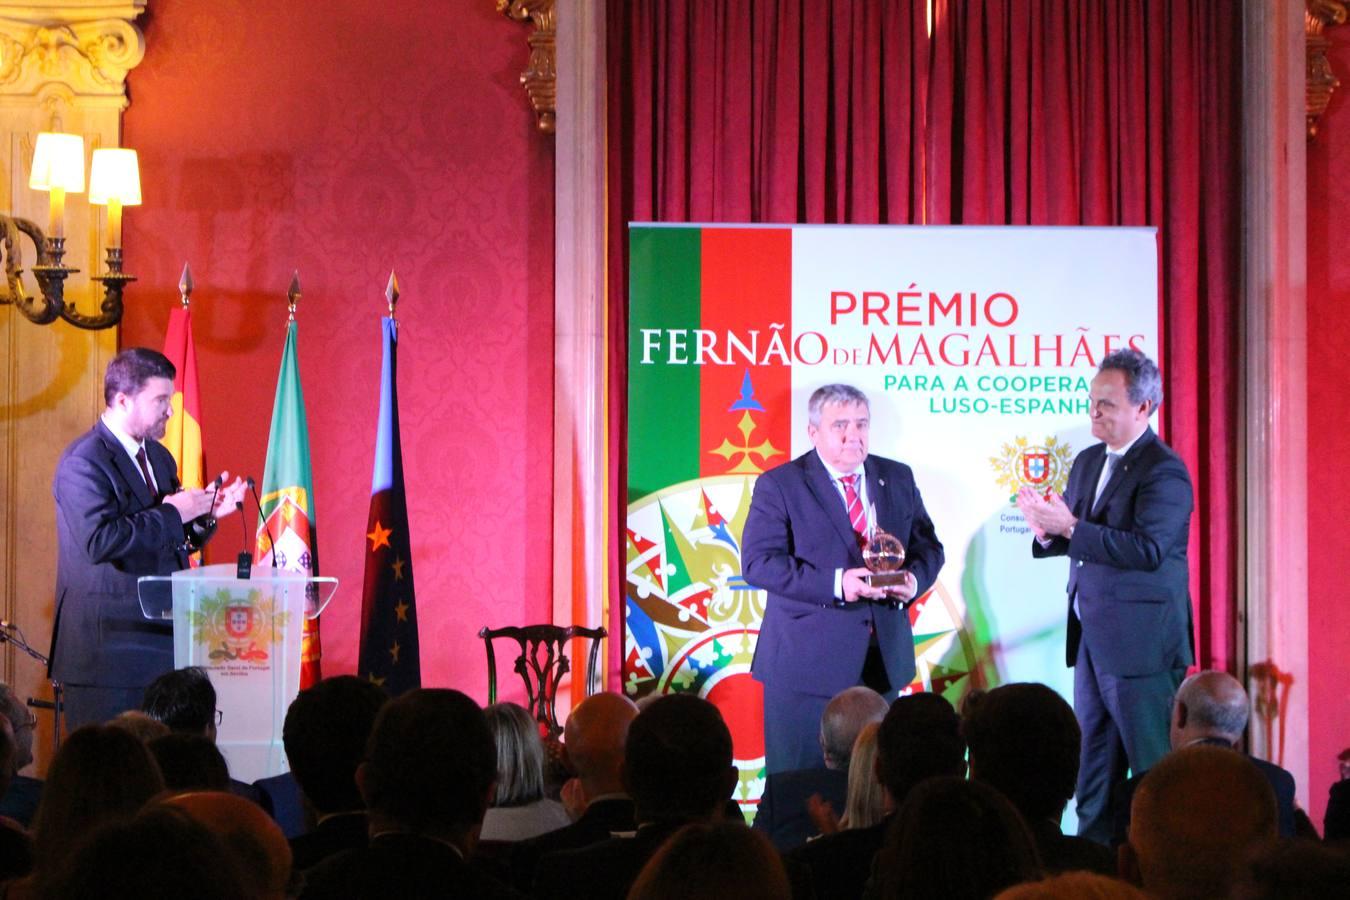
[121,0,556,700]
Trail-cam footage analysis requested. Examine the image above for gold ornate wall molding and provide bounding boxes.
[1308,0,1347,139]
[497,0,556,134]
[0,2,145,102]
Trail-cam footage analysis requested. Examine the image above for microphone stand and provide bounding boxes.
[0,622,64,750]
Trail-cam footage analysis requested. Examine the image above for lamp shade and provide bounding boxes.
[89,148,142,206]
[28,132,85,193]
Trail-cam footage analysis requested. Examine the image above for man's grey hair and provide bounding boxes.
[819,686,889,769]
[1175,671,1249,740]
[0,683,33,771]
[807,384,869,427]
[1099,348,1163,411]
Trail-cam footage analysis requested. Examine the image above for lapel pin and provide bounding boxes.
[879,479,886,486]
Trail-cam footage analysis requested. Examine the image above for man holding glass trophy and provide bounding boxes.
[743,384,945,774]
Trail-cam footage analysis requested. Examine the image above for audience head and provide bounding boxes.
[108,709,171,743]
[1124,744,1277,900]
[1232,837,1350,900]
[839,722,885,830]
[283,675,388,816]
[562,691,638,798]
[0,683,35,773]
[31,724,166,879]
[486,701,548,806]
[624,693,736,823]
[1169,670,1248,749]
[875,776,1041,900]
[357,688,496,844]
[995,872,1148,900]
[46,805,249,900]
[1339,746,1350,781]
[163,791,292,900]
[963,682,1080,823]
[819,686,888,770]
[0,717,15,798]
[875,692,966,809]
[628,821,791,900]
[142,666,218,738]
[148,732,230,792]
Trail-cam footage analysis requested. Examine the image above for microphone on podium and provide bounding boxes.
[236,491,252,580]
[248,477,277,568]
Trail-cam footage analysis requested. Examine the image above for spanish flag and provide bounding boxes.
[162,304,205,492]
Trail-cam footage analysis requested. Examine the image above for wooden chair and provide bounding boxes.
[477,624,607,739]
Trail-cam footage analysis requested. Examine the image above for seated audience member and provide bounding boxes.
[42,805,249,900]
[994,871,1148,900]
[299,688,522,899]
[1326,765,1350,843]
[108,709,171,743]
[163,791,294,900]
[148,733,230,791]
[283,675,389,870]
[1232,837,1350,900]
[836,722,885,830]
[1121,744,1277,900]
[873,776,1041,899]
[480,702,572,842]
[1109,670,1296,845]
[963,683,1114,874]
[628,821,792,900]
[0,685,41,828]
[14,725,165,898]
[141,666,273,814]
[754,686,886,851]
[510,692,638,888]
[789,693,966,900]
[532,693,738,900]
[0,720,33,883]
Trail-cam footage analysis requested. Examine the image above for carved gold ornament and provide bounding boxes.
[498,0,556,134]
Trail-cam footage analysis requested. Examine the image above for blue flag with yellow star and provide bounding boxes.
[357,316,420,693]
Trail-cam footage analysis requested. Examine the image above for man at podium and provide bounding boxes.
[50,348,246,731]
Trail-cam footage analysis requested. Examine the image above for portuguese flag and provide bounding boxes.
[257,320,322,688]
[162,305,204,491]
[627,226,794,501]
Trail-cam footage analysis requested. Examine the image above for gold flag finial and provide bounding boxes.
[287,271,301,320]
[385,270,400,318]
[178,263,193,308]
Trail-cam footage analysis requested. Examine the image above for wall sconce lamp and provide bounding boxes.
[0,133,140,330]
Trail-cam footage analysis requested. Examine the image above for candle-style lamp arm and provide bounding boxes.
[1,212,132,330]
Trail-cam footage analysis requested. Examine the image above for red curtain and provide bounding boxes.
[607,0,1242,680]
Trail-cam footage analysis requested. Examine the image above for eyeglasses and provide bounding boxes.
[214,709,224,726]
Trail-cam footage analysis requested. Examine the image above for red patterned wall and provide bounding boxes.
[120,1,555,702]
[1306,28,1350,834]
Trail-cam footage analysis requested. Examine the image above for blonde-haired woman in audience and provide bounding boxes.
[838,721,885,830]
[479,702,571,842]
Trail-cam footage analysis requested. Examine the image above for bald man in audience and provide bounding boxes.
[1108,670,1296,844]
[754,686,888,851]
[1121,745,1276,900]
[510,693,639,888]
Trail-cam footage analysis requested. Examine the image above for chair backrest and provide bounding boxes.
[477,624,607,738]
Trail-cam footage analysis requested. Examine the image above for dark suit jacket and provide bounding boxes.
[0,775,42,828]
[787,817,889,900]
[254,771,307,838]
[1325,779,1350,842]
[1108,744,1299,845]
[50,421,191,688]
[744,451,944,697]
[1031,429,1194,676]
[532,818,686,900]
[290,812,369,872]
[299,832,524,899]
[753,767,848,851]
[1024,817,1115,875]
[509,796,635,890]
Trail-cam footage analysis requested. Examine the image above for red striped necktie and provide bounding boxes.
[840,474,867,544]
